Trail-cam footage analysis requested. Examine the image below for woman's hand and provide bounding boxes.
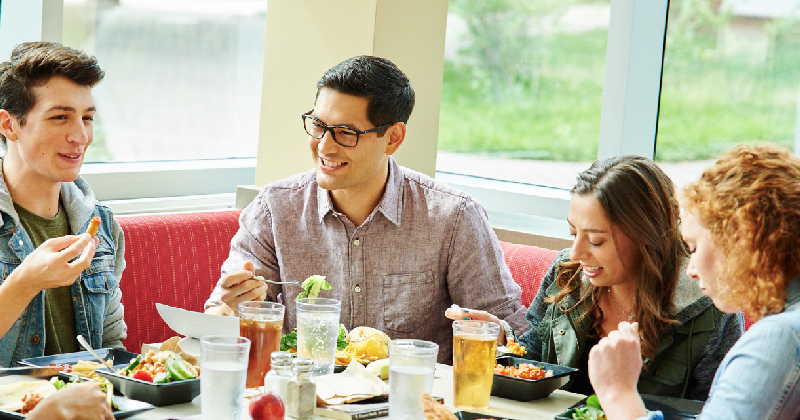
[444,304,506,344]
[27,381,114,420]
[588,321,648,420]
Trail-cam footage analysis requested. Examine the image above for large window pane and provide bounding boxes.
[657,0,800,190]
[437,0,610,190]
[63,0,267,163]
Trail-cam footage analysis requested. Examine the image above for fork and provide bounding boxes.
[252,275,299,285]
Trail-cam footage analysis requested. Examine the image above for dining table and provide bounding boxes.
[126,363,586,420]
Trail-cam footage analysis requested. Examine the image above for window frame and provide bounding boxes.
[2,0,668,227]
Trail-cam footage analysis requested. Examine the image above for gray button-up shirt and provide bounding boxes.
[206,157,526,363]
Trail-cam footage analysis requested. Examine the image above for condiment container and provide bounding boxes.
[264,351,293,402]
[286,358,316,419]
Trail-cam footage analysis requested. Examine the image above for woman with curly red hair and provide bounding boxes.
[590,144,800,420]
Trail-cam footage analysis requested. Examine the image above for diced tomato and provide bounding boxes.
[133,370,154,382]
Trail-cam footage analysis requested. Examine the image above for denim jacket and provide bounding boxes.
[0,167,126,367]
[518,249,744,401]
[639,277,800,420]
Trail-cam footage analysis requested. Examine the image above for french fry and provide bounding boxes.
[86,216,101,238]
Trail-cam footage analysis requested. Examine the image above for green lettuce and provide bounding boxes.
[296,275,332,300]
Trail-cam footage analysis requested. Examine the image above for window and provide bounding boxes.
[63,0,267,163]
[437,0,611,190]
[656,0,800,192]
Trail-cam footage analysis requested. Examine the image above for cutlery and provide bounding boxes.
[252,275,299,285]
[76,334,112,369]
[0,366,63,378]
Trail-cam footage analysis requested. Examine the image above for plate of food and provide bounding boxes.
[95,349,200,406]
[17,348,140,382]
[280,325,391,376]
[554,394,705,420]
[491,356,579,401]
[0,374,154,419]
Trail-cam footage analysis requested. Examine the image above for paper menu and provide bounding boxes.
[155,303,240,339]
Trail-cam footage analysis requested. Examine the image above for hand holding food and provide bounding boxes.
[588,322,647,420]
[7,234,97,296]
[216,261,268,315]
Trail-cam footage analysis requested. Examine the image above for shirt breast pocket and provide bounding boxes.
[382,271,436,334]
[81,242,118,293]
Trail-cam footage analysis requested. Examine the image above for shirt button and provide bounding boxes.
[18,240,23,247]
[354,285,362,293]
[354,239,361,246]
[30,335,40,345]
[558,329,566,335]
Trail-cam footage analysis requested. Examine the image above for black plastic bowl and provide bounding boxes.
[491,356,579,401]
[96,369,200,407]
[554,394,705,420]
[17,348,140,381]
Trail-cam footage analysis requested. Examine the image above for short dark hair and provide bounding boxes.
[316,55,415,135]
[0,41,104,140]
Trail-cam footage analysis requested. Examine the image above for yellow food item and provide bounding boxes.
[506,337,526,357]
[336,326,390,366]
[365,359,390,379]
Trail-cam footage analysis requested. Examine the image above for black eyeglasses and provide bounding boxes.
[301,111,394,147]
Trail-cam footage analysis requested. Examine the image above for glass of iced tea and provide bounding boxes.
[239,301,285,388]
[452,320,500,410]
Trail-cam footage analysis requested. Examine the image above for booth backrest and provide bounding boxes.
[115,210,751,353]
[116,210,242,352]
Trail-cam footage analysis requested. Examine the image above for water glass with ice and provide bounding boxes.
[200,335,251,420]
[388,339,439,420]
[295,297,341,375]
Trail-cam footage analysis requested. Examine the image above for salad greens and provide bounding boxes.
[280,324,348,351]
[572,394,606,420]
[296,275,332,300]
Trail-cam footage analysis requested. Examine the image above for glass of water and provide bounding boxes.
[388,339,439,420]
[295,298,341,375]
[200,335,251,420]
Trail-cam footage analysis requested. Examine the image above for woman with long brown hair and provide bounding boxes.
[589,144,800,419]
[448,155,743,400]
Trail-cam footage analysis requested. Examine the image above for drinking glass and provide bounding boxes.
[295,298,341,376]
[239,301,285,388]
[452,320,500,410]
[200,335,250,420]
[388,339,439,420]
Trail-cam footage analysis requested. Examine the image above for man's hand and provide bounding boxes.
[6,233,97,299]
[588,321,648,420]
[213,260,267,316]
[27,381,114,420]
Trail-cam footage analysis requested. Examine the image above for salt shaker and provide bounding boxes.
[263,351,293,402]
[286,358,316,419]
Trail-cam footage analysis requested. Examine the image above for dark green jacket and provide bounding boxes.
[517,249,744,401]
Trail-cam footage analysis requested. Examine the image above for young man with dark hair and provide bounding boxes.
[205,55,524,362]
[0,42,126,367]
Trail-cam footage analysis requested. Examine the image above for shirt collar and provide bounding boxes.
[315,156,403,226]
[784,276,800,308]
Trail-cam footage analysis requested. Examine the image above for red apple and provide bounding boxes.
[249,392,284,420]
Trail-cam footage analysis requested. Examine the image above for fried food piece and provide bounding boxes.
[86,216,101,237]
[505,337,526,356]
[420,392,457,420]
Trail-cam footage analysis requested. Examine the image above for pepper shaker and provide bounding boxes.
[286,358,316,419]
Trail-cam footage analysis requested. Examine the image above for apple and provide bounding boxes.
[249,392,285,420]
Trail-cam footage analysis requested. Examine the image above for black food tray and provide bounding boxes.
[554,394,705,420]
[492,356,579,401]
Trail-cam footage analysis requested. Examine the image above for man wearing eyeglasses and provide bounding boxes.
[205,55,525,363]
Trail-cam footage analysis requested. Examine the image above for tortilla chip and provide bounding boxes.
[0,380,57,412]
[159,336,181,353]
[420,392,457,420]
